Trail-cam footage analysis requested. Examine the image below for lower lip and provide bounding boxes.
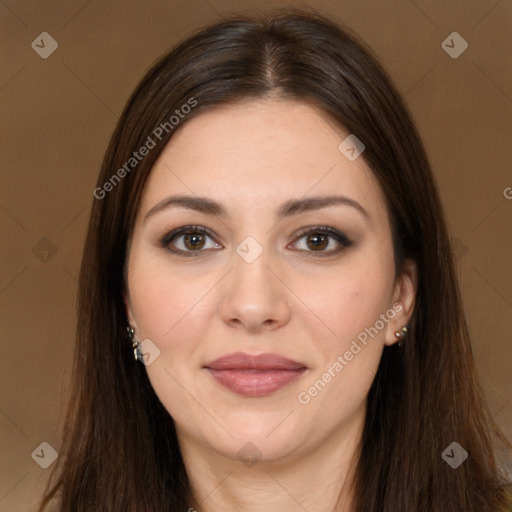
[206,368,307,397]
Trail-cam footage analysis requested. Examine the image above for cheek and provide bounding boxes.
[304,260,395,352]
[127,258,215,356]
[295,271,393,422]
[304,254,395,410]
[127,263,216,420]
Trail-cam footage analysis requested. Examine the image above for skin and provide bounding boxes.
[124,97,416,512]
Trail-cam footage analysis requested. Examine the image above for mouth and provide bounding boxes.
[203,352,308,397]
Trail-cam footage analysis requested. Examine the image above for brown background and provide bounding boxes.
[1,0,511,509]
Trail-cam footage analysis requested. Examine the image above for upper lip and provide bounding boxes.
[204,352,307,371]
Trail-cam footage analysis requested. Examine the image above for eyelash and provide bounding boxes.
[159,224,353,258]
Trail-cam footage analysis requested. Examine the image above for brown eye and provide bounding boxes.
[160,225,221,256]
[305,232,329,251]
[292,226,353,257]
[183,232,206,250]
[160,225,352,258]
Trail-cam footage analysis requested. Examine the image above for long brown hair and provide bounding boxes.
[38,8,512,511]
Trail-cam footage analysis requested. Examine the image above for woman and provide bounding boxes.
[38,8,512,512]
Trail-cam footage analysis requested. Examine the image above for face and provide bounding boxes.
[124,98,416,466]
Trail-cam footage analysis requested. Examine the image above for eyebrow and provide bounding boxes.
[144,194,370,224]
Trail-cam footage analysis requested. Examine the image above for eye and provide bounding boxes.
[160,225,221,257]
[290,226,353,257]
[160,225,353,258]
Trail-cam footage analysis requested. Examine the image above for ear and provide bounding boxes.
[124,290,138,332]
[384,259,417,346]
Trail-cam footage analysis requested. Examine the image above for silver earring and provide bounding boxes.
[394,326,408,347]
[127,325,142,361]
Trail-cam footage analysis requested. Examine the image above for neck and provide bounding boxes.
[177,407,364,512]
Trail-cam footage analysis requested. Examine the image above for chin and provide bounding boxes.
[213,435,305,467]
[204,414,310,464]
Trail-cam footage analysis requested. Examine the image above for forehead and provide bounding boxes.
[137,98,388,224]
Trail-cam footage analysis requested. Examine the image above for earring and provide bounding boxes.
[127,325,142,361]
[394,326,408,347]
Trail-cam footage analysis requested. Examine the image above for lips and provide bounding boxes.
[204,352,306,371]
[204,352,308,397]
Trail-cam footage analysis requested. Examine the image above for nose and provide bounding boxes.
[219,248,291,333]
